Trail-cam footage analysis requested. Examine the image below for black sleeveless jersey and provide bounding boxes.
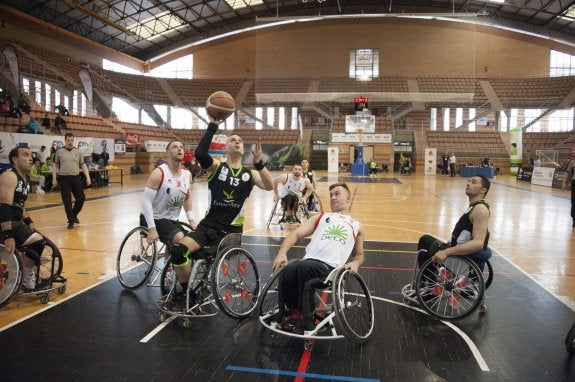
[204,161,254,231]
[450,200,490,250]
[9,169,30,220]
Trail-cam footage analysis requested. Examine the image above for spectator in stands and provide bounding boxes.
[37,146,48,165]
[52,132,91,229]
[100,147,110,167]
[534,156,541,167]
[449,152,457,177]
[55,105,69,116]
[27,118,41,134]
[30,158,45,194]
[48,147,57,163]
[41,113,51,131]
[54,113,66,134]
[17,94,30,114]
[368,160,378,177]
[562,153,575,228]
[441,152,449,175]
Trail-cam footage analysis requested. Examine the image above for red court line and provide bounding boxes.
[294,349,312,382]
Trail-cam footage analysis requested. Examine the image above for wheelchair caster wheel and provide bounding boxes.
[304,340,315,351]
[480,304,487,312]
[182,318,192,328]
[58,286,66,294]
[403,298,411,305]
[40,295,49,304]
[159,313,166,322]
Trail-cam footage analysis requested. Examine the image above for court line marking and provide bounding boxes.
[225,365,380,382]
[140,315,177,343]
[373,296,490,372]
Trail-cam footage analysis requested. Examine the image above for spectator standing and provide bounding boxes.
[100,147,110,167]
[562,153,575,228]
[41,113,51,131]
[37,146,48,165]
[52,133,91,229]
[534,157,541,167]
[449,152,457,177]
[441,152,449,176]
[54,113,66,134]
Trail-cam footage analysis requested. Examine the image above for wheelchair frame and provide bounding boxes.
[157,233,260,327]
[266,192,322,229]
[116,221,193,290]
[0,234,67,307]
[565,321,575,354]
[401,253,493,320]
[257,261,374,349]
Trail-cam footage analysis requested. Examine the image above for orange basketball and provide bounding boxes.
[206,91,235,121]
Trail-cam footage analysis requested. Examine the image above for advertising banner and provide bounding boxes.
[424,148,437,176]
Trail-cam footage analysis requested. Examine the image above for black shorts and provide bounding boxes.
[1,220,36,247]
[139,214,184,245]
[183,221,240,249]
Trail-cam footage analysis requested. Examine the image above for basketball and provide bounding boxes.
[206,91,235,121]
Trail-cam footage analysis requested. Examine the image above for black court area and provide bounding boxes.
[2,237,575,382]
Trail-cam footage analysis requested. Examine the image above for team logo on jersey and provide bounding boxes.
[167,196,184,211]
[223,189,235,201]
[321,224,348,244]
[242,173,250,182]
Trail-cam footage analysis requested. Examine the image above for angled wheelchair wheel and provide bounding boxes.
[41,239,63,279]
[211,246,260,319]
[256,269,283,319]
[415,257,485,320]
[160,257,176,296]
[116,227,157,290]
[332,268,375,343]
[266,200,280,228]
[565,321,575,354]
[0,246,22,309]
[483,259,493,290]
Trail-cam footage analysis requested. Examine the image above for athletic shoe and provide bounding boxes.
[21,267,36,291]
[67,222,74,229]
[74,217,80,224]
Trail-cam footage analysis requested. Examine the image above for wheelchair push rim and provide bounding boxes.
[0,246,23,309]
[415,257,485,320]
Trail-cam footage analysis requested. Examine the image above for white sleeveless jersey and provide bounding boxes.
[303,212,360,267]
[142,163,191,220]
[279,173,307,198]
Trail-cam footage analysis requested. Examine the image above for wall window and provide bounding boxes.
[455,108,463,129]
[468,108,476,131]
[103,59,142,75]
[278,107,285,130]
[112,97,139,123]
[72,90,79,115]
[550,50,575,77]
[349,49,379,80]
[547,108,575,132]
[150,55,193,79]
[267,107,275,128]
[255,107,263,130]
[430,108,437,131]
[22,78,30,95]
[34,81,42,106]
[442,108,450,131]
[291,107,298,130]
[45,83,51,112]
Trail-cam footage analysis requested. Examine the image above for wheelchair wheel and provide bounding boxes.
[0,246,23,309]
[332,268,375,343]
[160,257,175,296]
[41,239,63,279]
[116,227,157,290]
[266,200,280,228]
[565,321,575,354]
[483,259,493,290]
[256,269,282,318]
[415,257,485,320]
[568,320,575,354]
[211,246,260,319]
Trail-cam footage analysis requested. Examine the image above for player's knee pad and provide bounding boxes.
[170,243,191,267]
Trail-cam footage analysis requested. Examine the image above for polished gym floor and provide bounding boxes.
[1,170,575,381]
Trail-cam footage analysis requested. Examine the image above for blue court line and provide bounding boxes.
[226,365,380,382]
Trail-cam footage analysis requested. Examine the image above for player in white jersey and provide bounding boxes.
[272,182,365,333]
[140,140,195,248]
[273,163,313,223]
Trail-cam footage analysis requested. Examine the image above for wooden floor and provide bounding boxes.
[1,170,574,328]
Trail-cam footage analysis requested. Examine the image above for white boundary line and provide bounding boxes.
[140,315,177,343]
[372,296,490,372]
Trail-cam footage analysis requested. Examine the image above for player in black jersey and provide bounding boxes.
[417,175,492,271]
[0,146,47,290]
[168,120,274,303]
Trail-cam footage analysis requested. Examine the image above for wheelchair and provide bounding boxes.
[565,321,575,354]
[401,251,493,321]
[157,233,260,327]
[257,260,375,350]
[266,193,322,229]
[0,234,67,307]
[116,221,193,290]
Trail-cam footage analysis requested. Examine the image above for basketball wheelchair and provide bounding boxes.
[116,221,193,290]
[401,244,493,321]
[565,321,575,354]
[0,233,67,308]
[266,192,323,229]
[157,232,260,327]
[257,260,375,349]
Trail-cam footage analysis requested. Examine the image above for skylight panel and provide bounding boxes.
[224,0,264,10]
[127,11,185,40]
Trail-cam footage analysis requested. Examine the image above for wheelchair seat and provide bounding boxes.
[258,260,374,349]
